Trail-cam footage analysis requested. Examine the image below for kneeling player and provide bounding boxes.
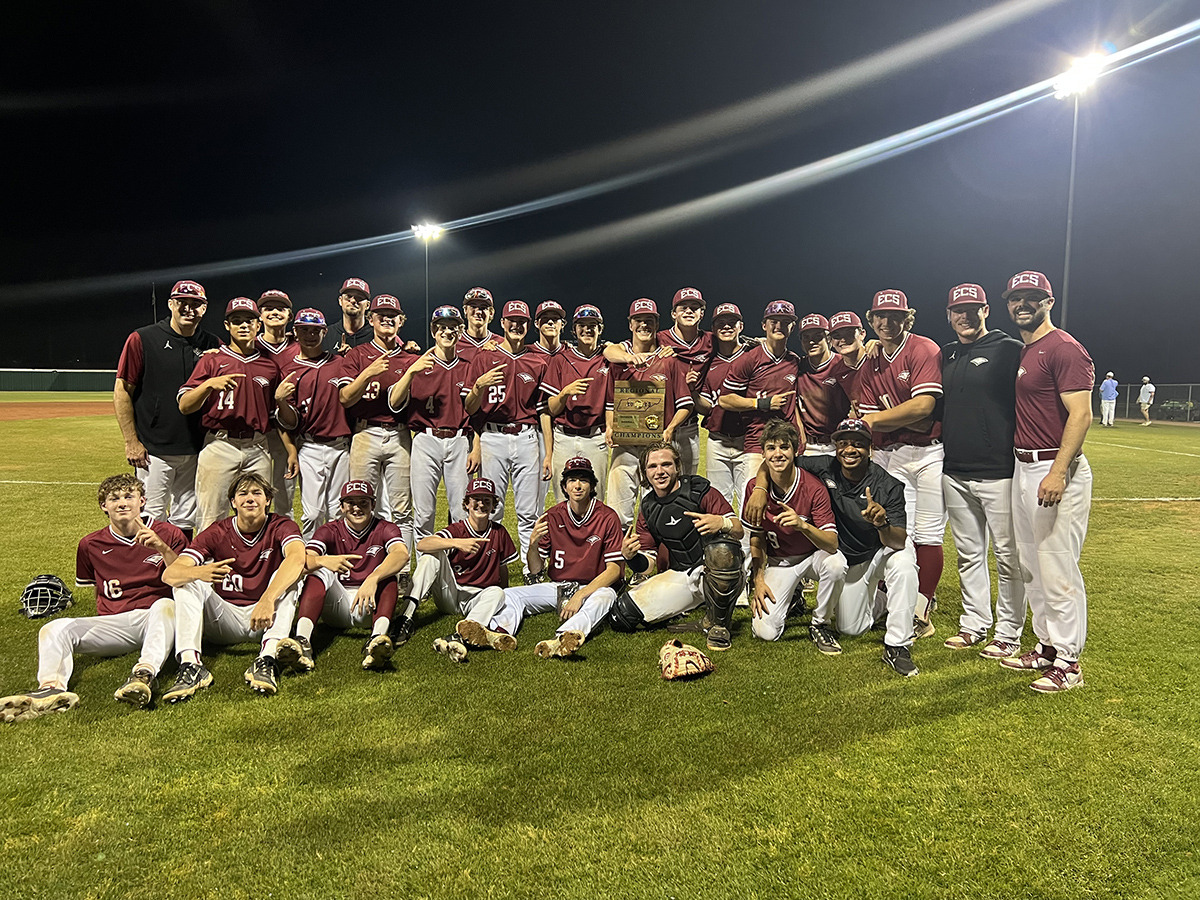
[293,480,410,671]
[612,442,745,652]
[1,475,186,722]
[410,478,517,662]
[161,473,307,700]
[743,420,845,648]
[459,457,623,658]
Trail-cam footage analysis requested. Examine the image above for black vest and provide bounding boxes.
[641,476,712,572]
[129,320,221,455]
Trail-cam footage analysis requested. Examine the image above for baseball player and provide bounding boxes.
[178,296,298,532]
[1002,270,1093,692]
[457,287,501,367]
[611,442,744,652]
[388,305,478,545]
[939,283,1026,658]
[0,475,187,722]
[337,294,418,552]
[541,304,611,503]
[826,311,870,410]
[458,457,624,658]
[745,418,921,675]
[161,472,308,701]
[857,290,946,639]
[280,308,352,537]
[114,279,220,535]
[292,480,410,671]
[256,289,300,516]
[795,314,853,455]
[741,420,843,647]
[1098,372,1118,427]
[1138,376,1156,425]
[695,303,752,516]
[324,277,374,355]
[604,299,693,530]
[530,301,565,511]
[462,300,550,573]
[411,478,518,663]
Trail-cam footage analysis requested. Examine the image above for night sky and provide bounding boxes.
[4,0,1199,384]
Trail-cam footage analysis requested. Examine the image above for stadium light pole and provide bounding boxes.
[1052,53,1106,331]
[412,223,444,338]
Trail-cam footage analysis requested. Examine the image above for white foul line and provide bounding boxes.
[0,479,97,486]
[1088,441,1200,459]
[1094,497,1200,502]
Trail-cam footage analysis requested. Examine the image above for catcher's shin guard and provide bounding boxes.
[610,590,646,632]
[702,537,745,631]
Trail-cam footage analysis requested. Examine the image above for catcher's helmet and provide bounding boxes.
[20,575,74,619]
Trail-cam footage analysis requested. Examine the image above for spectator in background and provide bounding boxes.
[1098,372,1118,427]
[1138,376,1156,426]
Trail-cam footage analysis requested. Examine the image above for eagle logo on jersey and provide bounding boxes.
[651,374,667,383]
[518,372,535,383]
[970,358,989,367]
[822,377,837,386]
[785,374,796,383]
[144,553,164,566]
[365,546,383,556]
[1017,366,1027,378]
[898,370,910,382]
[586,535,601,544]
[258,549,273,561]
[253,376,271,387]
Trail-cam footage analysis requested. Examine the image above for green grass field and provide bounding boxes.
[2,394,1198,900]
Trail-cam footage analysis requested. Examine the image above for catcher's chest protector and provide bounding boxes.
[642,476,712,571]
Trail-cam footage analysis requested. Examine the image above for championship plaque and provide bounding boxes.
[612,379,667,446]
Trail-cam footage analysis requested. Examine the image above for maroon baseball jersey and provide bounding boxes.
[527,341,564,358]
[76,515,188,615]
[635,483,732,573]
[537,499,624,583]
[541,345,611,431]
[462,345,549,427]
[740,468,837,558]
[722,344,804,453]
[179,345,282,434]
[434,519,519,588]
[1014,329,1095,450]
[606,343,693,426]
[307,517,404,587]
[338,340,418,425]
[394,354,471,432]
[456,331,499,368]
[285,353,352,439]
[798,353,853,443]
[183,514,304,606]
[657,327,712,371]
[857,333,944,447]
[834,353,867,407]
[701,346,749,438]
[256,335,300,372]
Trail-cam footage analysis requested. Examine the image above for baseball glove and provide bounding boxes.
[659,639,714,681]
[19,575,74,619]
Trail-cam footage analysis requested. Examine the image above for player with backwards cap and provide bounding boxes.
[458,456,624,658]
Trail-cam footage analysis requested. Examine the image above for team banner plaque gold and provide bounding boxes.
[612,379,667,446]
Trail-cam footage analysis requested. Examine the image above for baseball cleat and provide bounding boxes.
[706,625,732,652]
[276,636,315,673]
[389,613,416,647]
[536,629,585,659]
[433,634,468,663]
[244,655,280,695]
[882,644,919,677]
[809,622,843,656]
[1,686,80,722]
[913,594,937,639]
[1030,662,1083,693]
[163,663,214,704]
[978,639,1021,660]
[455,619,517,652]
[113,666,157,709]
[943,630,986,650]
[999,646,1057,671]
[361,634,395,670]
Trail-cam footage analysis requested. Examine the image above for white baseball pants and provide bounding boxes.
[627,566,705,624]
[480,426,543,571]
[755,551,847,641]
[549,428,608,504]
[297,437,350,539]
[410,551,506,626]
[873,444,948,545]
[266,430,296,516]
[606,446,642,531]
[1100,399,1116,426]
[349,425,413,553]
[492,583,617,639]
[828,541,919,648]
[306,568,374,630]
[194,433,272,531]
[137,453,199,531]
[173,581,299,657]
[37,599,176,689]
[410,431,469,545]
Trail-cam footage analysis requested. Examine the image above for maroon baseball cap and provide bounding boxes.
[502,300,531,320]
[1002,271,1053,300]
[170,280,207,302]
[629,298,658,319]
[340,480,376,502]
[535,300,565,320]
[340,277,370,297]
[258,289,291,309]
[463,287,494,307]
[871,290,910,312]
[712,303,742,321]
[832,417,873,442]
[672,287,704,307]
[225,297,259,317]
[764,300,797,320]
[294,308,327,327]
[562,456,595,477]
[574,304,603,323]
[370,294,402,314]
[947,283,987,308]
[799,313,830,333]
[465,477,498,500]
[829,311,863,331]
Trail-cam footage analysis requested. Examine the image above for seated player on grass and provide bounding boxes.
[160,472,307,701]
[292,480,411,672]
[410,477,517,663]
[1,475,187,723]
[742,420,845,649]
[457,456,624,659]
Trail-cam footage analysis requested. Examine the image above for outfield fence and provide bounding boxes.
[1096,383,1197,422]
[0,368,117,392]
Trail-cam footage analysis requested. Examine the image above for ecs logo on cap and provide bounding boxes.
[871,290,909,311]
[672,287,703,307]
[629,298,658,317]
[341,277,370,296]
[829,311,862,330]
[340,480,375,501]
[1004,271,1052,298]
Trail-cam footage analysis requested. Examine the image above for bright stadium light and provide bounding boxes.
[412,223,443,340]
[1053,52,1107,98]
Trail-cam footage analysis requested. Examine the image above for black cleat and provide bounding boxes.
[163,663,213,704]
[244,655,280,695]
